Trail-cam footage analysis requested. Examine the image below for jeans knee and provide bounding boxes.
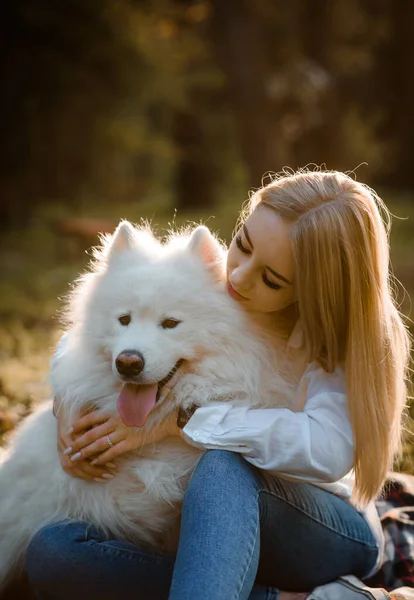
[25,522,80,588]
[25,527,51,587]
[194,450,247,483]
[184,450,258,507]
[26,524,60,583]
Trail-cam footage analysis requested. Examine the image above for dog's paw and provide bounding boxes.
[174,374,216,408]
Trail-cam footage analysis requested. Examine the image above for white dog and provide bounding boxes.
[0,221,296,590]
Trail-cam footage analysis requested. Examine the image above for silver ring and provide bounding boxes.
[106,435,114,448]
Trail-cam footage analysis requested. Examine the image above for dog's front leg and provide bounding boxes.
[172,373,222,409]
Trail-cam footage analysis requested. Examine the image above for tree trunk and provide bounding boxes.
[208,0,286,190]
[173,107,215,211]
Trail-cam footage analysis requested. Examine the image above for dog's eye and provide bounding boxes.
[118,314,131,326]
[161,318,181,330]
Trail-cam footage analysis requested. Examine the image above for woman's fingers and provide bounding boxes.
[69,429,125,462]
[65,419,116,456]
[58,438,116,480]
[56,403,75,453]
[90,439,131,466]
[67,461,116,481]
[55,405,118,482]
[58,432,75,469]
[59,429,74,454]
[69,410,112,435]
[63,460,116,481]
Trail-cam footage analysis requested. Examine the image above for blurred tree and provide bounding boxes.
[294,0,339,168]
[0,0,220,226]
[172,107,215,209]
[0,0,413,226]
[0,0,133,226]
[208,0,284,190]
[207,0,339,187]
[373,0,414,189]
[166,0,220,209]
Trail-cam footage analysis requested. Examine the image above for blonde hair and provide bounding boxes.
[249,169,411,506]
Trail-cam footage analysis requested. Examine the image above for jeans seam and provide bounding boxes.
[258,488,378,550]
[233,491,260,600]
[80,525,169,564]
[83,539,170,564]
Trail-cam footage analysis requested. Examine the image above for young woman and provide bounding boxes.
[25,169,411,600]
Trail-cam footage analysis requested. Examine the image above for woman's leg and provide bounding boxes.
[168,450,379,600]
[25,520,277,600]
[169,450,262,600]
[256,475,378,590]
[25,521,174,600]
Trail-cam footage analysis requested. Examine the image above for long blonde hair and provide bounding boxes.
[249,169,411,506]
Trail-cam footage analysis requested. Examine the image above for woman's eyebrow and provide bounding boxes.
[242,224,254,248]
[243,224,292,286]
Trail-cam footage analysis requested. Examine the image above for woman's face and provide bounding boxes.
[226,205,296,313]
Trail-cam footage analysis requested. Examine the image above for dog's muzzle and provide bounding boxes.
[115,351,184,401]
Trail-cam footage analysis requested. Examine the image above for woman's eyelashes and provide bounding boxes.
[235,235,281,291]
[235,235,250,254]
[262,272,281,290]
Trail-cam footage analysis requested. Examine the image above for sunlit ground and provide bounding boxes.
[1,189,413,470]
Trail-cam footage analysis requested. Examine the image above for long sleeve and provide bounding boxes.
[182,363,354,484]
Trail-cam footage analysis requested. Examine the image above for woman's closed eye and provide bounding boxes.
[262,272,281,290]
[235,235,250,254]
[236,234,281,290]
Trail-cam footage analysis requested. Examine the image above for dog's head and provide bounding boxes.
[59,221,245,427]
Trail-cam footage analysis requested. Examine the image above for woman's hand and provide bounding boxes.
[57,401,182,481]
[57,403,116,482]
[64,410,146,466]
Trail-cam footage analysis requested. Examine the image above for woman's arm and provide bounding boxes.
[182,364,354,484]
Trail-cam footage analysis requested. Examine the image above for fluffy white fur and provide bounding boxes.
[0,221,295,589]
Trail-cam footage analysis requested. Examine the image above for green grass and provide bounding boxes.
[1,190,413,463]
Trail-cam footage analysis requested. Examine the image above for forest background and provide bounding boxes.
[0,0,413,466]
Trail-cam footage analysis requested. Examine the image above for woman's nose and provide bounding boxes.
[230,264,252,290]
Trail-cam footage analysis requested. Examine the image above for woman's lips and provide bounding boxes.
[226,281,247,301]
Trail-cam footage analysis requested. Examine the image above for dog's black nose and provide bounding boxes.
[116,351,145,377]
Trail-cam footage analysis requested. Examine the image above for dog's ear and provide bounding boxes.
[109,221,136,252]
[105,220,139,264]
[105,221,159,265]
[188,226,225,279]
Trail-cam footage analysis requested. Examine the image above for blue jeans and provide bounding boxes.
[25,450,379,600]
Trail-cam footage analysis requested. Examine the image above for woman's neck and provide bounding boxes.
[248,303,299,340]
[248,302,307,383]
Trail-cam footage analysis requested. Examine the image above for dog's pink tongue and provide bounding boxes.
[117,383,158,427]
